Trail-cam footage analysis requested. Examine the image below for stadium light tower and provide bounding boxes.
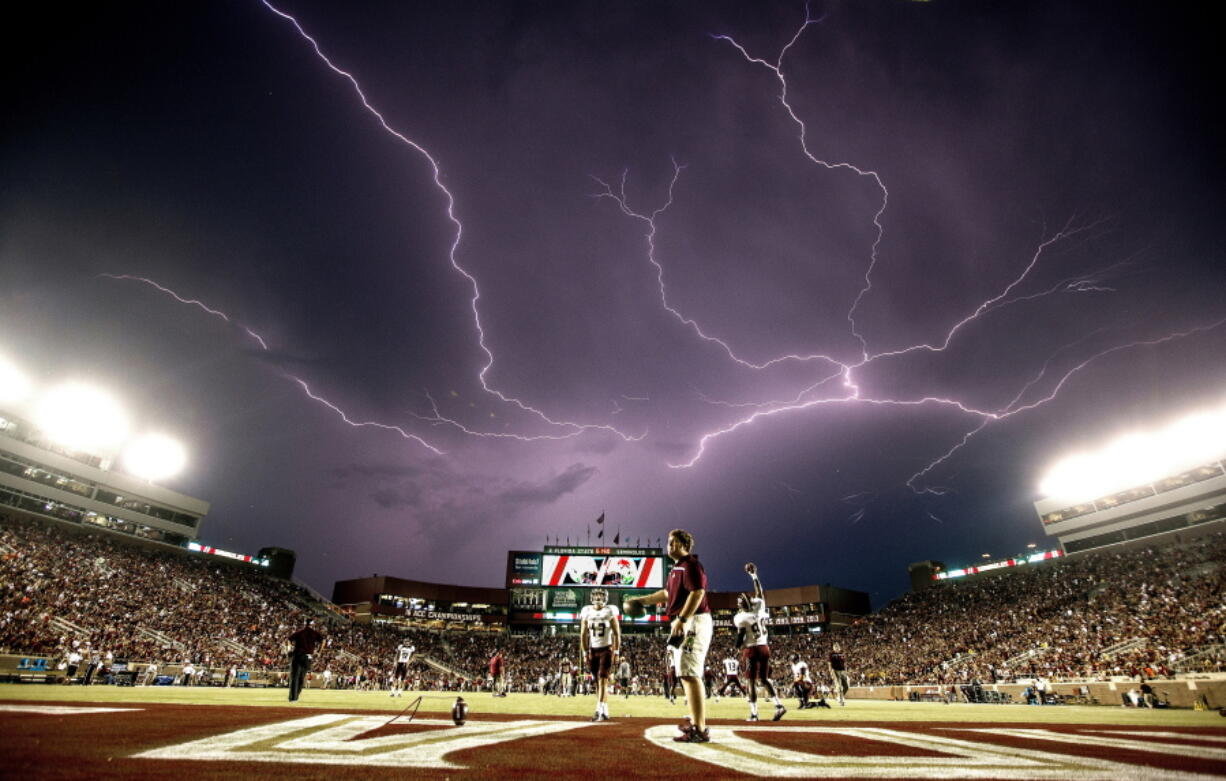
[33,382,130,454]
[0,356,33,406]
[122,433,188,482]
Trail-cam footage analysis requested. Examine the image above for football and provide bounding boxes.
[451,697,468,726]
[622,598,646,619]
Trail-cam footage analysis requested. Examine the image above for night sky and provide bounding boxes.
[4,1,1224,608]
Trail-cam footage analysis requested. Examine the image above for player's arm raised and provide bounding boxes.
[746,562,765,601]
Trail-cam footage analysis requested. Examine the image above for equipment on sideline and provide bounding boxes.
[380,694,423,728]
[452,696,468,726]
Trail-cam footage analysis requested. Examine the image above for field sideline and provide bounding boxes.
[3,682,1221,726]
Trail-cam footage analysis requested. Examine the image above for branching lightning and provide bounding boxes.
[592,164,843,371]
[712,3,886,362]
[100,273,445,454]
[257,0,642,445]
[101,3,1222,505]
[591,4,1226,489]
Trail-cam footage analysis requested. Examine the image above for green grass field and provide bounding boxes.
[3,683,1220,727]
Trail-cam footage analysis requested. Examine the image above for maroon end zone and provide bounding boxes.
[2,701,1225,780]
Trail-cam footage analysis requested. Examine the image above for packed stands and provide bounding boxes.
[2,512,1222,693]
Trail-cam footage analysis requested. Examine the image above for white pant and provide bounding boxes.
[673,613,713,679]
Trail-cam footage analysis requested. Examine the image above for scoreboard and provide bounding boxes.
[506,546,668,625]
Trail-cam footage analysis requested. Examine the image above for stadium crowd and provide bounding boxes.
[1,513,1223,692]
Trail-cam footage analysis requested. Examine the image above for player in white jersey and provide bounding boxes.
[716,655,744,701]
[790,655,815,708]
[391,642,415,697]
[732,562,786,721]
[579,588,621,721]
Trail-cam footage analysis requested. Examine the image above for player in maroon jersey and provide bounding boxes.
[625,529,713,743]
[489,649,506,697]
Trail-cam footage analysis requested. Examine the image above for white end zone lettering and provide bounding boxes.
[135,714,595,769]
[952,728,1226,762]
[644,725,1220,779]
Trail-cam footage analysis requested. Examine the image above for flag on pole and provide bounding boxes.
[597,527,604,539]
[613,529,620,545]
[595,512,605,526]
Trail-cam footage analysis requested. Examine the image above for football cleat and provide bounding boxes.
[746,714,759,721]
[673,726,710,743]
[773,705,787,721]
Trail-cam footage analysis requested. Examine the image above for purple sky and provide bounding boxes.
[4,1,1224,607]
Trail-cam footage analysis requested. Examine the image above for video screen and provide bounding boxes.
[542,553,663,588]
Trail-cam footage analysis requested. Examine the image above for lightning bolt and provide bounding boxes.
[635,4,1226,482]
[591,163,843,371]
[712,2,887,362]
[101,4,1222,492]
[100,274,445,454]
[257,0,641,445]
[98,274,270,350]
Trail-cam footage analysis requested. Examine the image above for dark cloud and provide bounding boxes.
[499,463,598,507]
[330,462,426,481]
[370,483,423,509]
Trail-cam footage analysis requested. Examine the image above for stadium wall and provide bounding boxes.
[848,676,1226,709]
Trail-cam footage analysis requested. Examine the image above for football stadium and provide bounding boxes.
[5,1,1226,779]
[2,373,1225,778]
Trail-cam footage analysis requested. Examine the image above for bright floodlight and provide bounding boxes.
[1040,400,1226,502]
[1158,410,1226,473]
[33,382,130,453]
[0,356,33,406]
[122,433,187,481]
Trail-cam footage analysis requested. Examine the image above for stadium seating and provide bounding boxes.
[2,513,1222,693]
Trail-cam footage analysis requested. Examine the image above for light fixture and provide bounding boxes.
[122,433,188,481]
[33,382,130,453]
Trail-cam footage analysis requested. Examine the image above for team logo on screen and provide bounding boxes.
[542,555,660,588]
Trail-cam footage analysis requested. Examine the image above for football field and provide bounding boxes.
[3,684,1225,779]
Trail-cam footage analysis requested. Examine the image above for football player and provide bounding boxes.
[790,653,814,708]
[579,588,621,721]
[732,562,786,721]
[559,657,575,697]
[391,642,415,697]
[716,654,744,701]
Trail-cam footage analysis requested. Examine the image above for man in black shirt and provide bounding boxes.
[828,642,849,707]
[287,618,323,702]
